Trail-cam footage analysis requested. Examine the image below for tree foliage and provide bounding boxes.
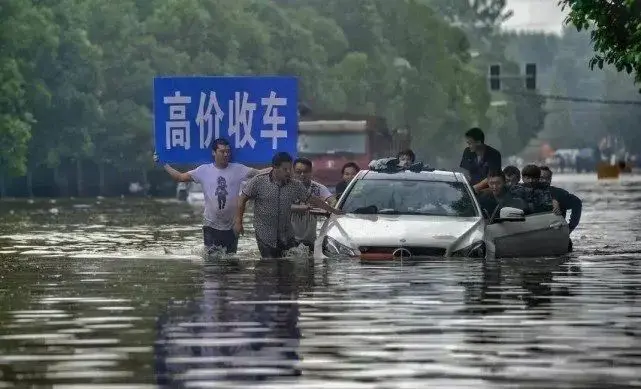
[559,0,641,87]
[506,27,641,157]
[0,0,551,196]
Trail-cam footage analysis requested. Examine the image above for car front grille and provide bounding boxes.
[358,246,446,257]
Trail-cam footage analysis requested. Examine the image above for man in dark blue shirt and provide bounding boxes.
[459,127,502,193]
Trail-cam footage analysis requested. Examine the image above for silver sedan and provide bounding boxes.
[312,164,569,261]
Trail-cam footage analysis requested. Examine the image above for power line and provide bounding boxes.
[503,91,641,105]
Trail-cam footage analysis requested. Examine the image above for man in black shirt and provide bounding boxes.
[540,166,582,252]
[510,164,558,215]
[460,127,502,193]
[478,170,527,219]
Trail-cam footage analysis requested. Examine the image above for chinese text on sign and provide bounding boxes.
[153,76,298,164]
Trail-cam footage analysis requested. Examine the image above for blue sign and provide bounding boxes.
[153,76,298,164]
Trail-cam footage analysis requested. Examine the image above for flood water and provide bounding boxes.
[1,174,641,388]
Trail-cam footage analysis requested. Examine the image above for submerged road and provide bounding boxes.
[0,174,640,388]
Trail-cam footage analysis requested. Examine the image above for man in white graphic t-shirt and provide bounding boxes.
[291,158,335,252]
[155,138,269,253]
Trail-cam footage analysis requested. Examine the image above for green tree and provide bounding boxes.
[560,0,641,87]
[427,0,550,157]
[0,0,501,196]
[541,28,608,149]
[85,0,155,194]
[0,0,50,193]
[288,0,491,160]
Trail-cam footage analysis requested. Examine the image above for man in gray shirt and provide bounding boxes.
[291,158,335,252]
[235,152,343,259]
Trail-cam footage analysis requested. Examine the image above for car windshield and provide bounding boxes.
[341,178,478,217]
[298,133,367,155]
[190,183,203,193]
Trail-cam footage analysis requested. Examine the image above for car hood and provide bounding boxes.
[323,214,483,248]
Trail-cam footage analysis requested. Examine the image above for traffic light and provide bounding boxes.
[489,64,501,91]
[525,63,536,90]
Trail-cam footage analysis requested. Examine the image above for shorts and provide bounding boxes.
[203,227,239,254]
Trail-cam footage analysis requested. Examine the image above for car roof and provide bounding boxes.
[358,169,464,183]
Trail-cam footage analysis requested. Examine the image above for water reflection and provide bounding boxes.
[460,258,582,317]
[155,260,312,386]
[1,174,641,388]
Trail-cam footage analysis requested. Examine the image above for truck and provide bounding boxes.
[297,113,411,187]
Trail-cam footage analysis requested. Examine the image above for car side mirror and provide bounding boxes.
[495,206,525,222]
[309,208,330,217]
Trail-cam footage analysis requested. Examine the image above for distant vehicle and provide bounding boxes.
[311,158,570,261]
[297,114,410,186]
[186,183,205,206]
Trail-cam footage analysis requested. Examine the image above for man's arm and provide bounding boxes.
[307,195,342,214]
[163,164,193,182]
[154,153,196,182]
[478,187,492,196]
[475,149,501,192]
[567,193,582,232]
[473,178,489,193]
[319,184,336,206]
[291,203,311,213]
[234,193,250,235]
[245,167,271,179]
[302,194,336,211]
[235,176,259,234]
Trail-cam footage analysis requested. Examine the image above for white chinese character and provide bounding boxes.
[227,92,257,149]
[163,91,192,150]
[196,91,224,149]
[260,91,287,149]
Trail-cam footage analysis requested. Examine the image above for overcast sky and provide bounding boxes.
[502,0,568,34]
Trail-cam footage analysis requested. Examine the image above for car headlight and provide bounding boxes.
[452,241,486,258]
[322,236,357,257]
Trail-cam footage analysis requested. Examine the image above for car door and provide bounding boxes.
[485,212,570,258]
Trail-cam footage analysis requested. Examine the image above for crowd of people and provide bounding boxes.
[459,127,582,251]
[154,139,343,259]
[154,126,583,258]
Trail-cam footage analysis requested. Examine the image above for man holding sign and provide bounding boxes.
[153,75,300,255]
[155,138,269,254]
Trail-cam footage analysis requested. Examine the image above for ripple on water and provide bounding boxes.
[0,175,641,387]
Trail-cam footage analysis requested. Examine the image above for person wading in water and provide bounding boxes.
[155,138,269,254]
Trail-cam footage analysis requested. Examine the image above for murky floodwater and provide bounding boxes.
[1,174,641,388]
